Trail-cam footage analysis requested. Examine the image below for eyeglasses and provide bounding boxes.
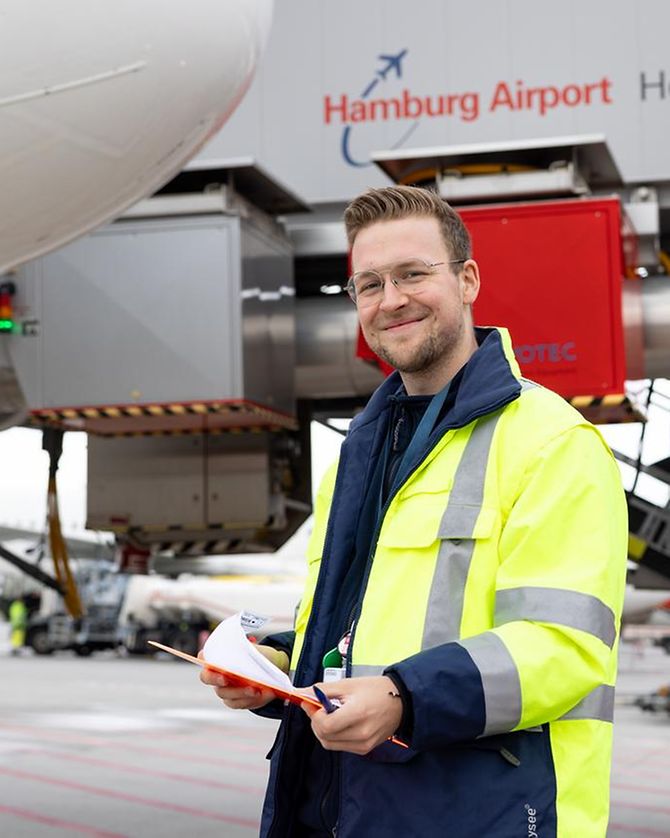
[346,258,466,306]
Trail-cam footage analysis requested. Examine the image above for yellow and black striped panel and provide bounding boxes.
[567,394,645,425]
[93,426,283,439]
[29,399,296,436]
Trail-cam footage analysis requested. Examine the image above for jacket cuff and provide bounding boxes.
[250,698,286,720]
[383,668,414,743]
[385,641,486,750]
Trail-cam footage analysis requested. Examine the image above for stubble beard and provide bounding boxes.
[370,317,464,375]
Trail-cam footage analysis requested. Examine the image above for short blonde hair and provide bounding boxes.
[344,185,472,261]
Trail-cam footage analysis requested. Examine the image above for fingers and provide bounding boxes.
[301,676,403,754]
[221,686,274,710]
[199,665,229,687]
[199,665,275,710]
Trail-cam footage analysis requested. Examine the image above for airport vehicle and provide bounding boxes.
[25,561,127,656]
[1,525,305,654]
[9,561,300,657]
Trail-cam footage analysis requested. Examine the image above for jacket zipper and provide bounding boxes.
[346,437,436,677]
[348,392,516,672]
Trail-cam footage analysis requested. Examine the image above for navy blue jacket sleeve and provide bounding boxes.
[385,642,486,749]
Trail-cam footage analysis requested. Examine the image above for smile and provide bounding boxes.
[383,317,425,332]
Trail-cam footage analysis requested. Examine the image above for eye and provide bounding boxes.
[355,274,382,295]
[397,263,430,281]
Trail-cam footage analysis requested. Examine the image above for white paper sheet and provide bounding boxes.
[202,611,293,691]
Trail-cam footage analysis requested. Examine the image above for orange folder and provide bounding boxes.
[147,640,322,708]
[149,639,408,748]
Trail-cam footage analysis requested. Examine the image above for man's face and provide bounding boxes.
[351,216,480,377]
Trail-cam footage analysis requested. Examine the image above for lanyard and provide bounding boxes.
[377,378,452,520]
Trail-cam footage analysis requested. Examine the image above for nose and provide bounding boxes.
[378,278,410,312]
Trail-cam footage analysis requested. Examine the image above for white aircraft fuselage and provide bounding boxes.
[0,0,272,274]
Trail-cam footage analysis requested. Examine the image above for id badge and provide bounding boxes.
[323,666,346,682]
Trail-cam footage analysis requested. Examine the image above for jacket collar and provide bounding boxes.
[350,326,522,435]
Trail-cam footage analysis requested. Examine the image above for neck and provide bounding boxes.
[401,330,478,396]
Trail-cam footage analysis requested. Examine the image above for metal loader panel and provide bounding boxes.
[9,211,295,417]
[86,433,271,533]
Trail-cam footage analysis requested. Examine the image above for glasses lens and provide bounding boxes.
[390,260,433,284]
[350,259,437,305]
[352,270,383,300]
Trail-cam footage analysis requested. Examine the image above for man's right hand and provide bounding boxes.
[199,645,290,711]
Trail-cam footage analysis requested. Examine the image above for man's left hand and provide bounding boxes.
[302,676,403,755]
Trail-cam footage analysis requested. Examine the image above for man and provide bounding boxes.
[202,186,627,837]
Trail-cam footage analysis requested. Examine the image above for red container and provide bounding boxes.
[460,197,629,398]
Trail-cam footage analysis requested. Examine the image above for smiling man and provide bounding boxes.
[202,185,627,837]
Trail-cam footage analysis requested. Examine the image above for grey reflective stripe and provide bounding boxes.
[351,664,385,678]
[495,587,617,649]
[289,669,296,684]
[519,378,539,392]
[422,411,502,648]
[459,631,522,735]
[559,684,615,723]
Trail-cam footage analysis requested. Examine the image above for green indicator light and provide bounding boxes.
[0,319,14,332]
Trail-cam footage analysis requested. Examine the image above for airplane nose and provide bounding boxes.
[0,0,275,274]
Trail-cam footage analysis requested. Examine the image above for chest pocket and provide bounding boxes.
[378,494,497,550]
[438,503,498,540]
[378,489,452,549]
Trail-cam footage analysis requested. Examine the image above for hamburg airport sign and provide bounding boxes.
[325,49,614,168]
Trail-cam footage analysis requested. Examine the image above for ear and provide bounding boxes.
[460,259,480,306]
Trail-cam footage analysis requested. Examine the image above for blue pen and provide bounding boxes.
[313,684,341,713]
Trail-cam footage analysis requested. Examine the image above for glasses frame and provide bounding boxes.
[346,258,467,305]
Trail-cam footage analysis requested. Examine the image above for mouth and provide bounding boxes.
[383,317,425,333]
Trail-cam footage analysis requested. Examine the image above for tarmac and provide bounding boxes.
[0,638,669,837]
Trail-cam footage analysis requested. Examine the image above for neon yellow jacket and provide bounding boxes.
[264,328,627,838]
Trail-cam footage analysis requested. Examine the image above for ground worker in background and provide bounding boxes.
[9,597,27,655]
[201,186,628,837]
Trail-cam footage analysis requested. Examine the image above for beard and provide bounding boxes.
[368,315,464,375]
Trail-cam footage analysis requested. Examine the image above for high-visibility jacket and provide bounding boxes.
[260,327,627,838]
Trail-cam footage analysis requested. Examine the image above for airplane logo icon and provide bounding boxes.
[341,47,417,167]
[376,49,408,81]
